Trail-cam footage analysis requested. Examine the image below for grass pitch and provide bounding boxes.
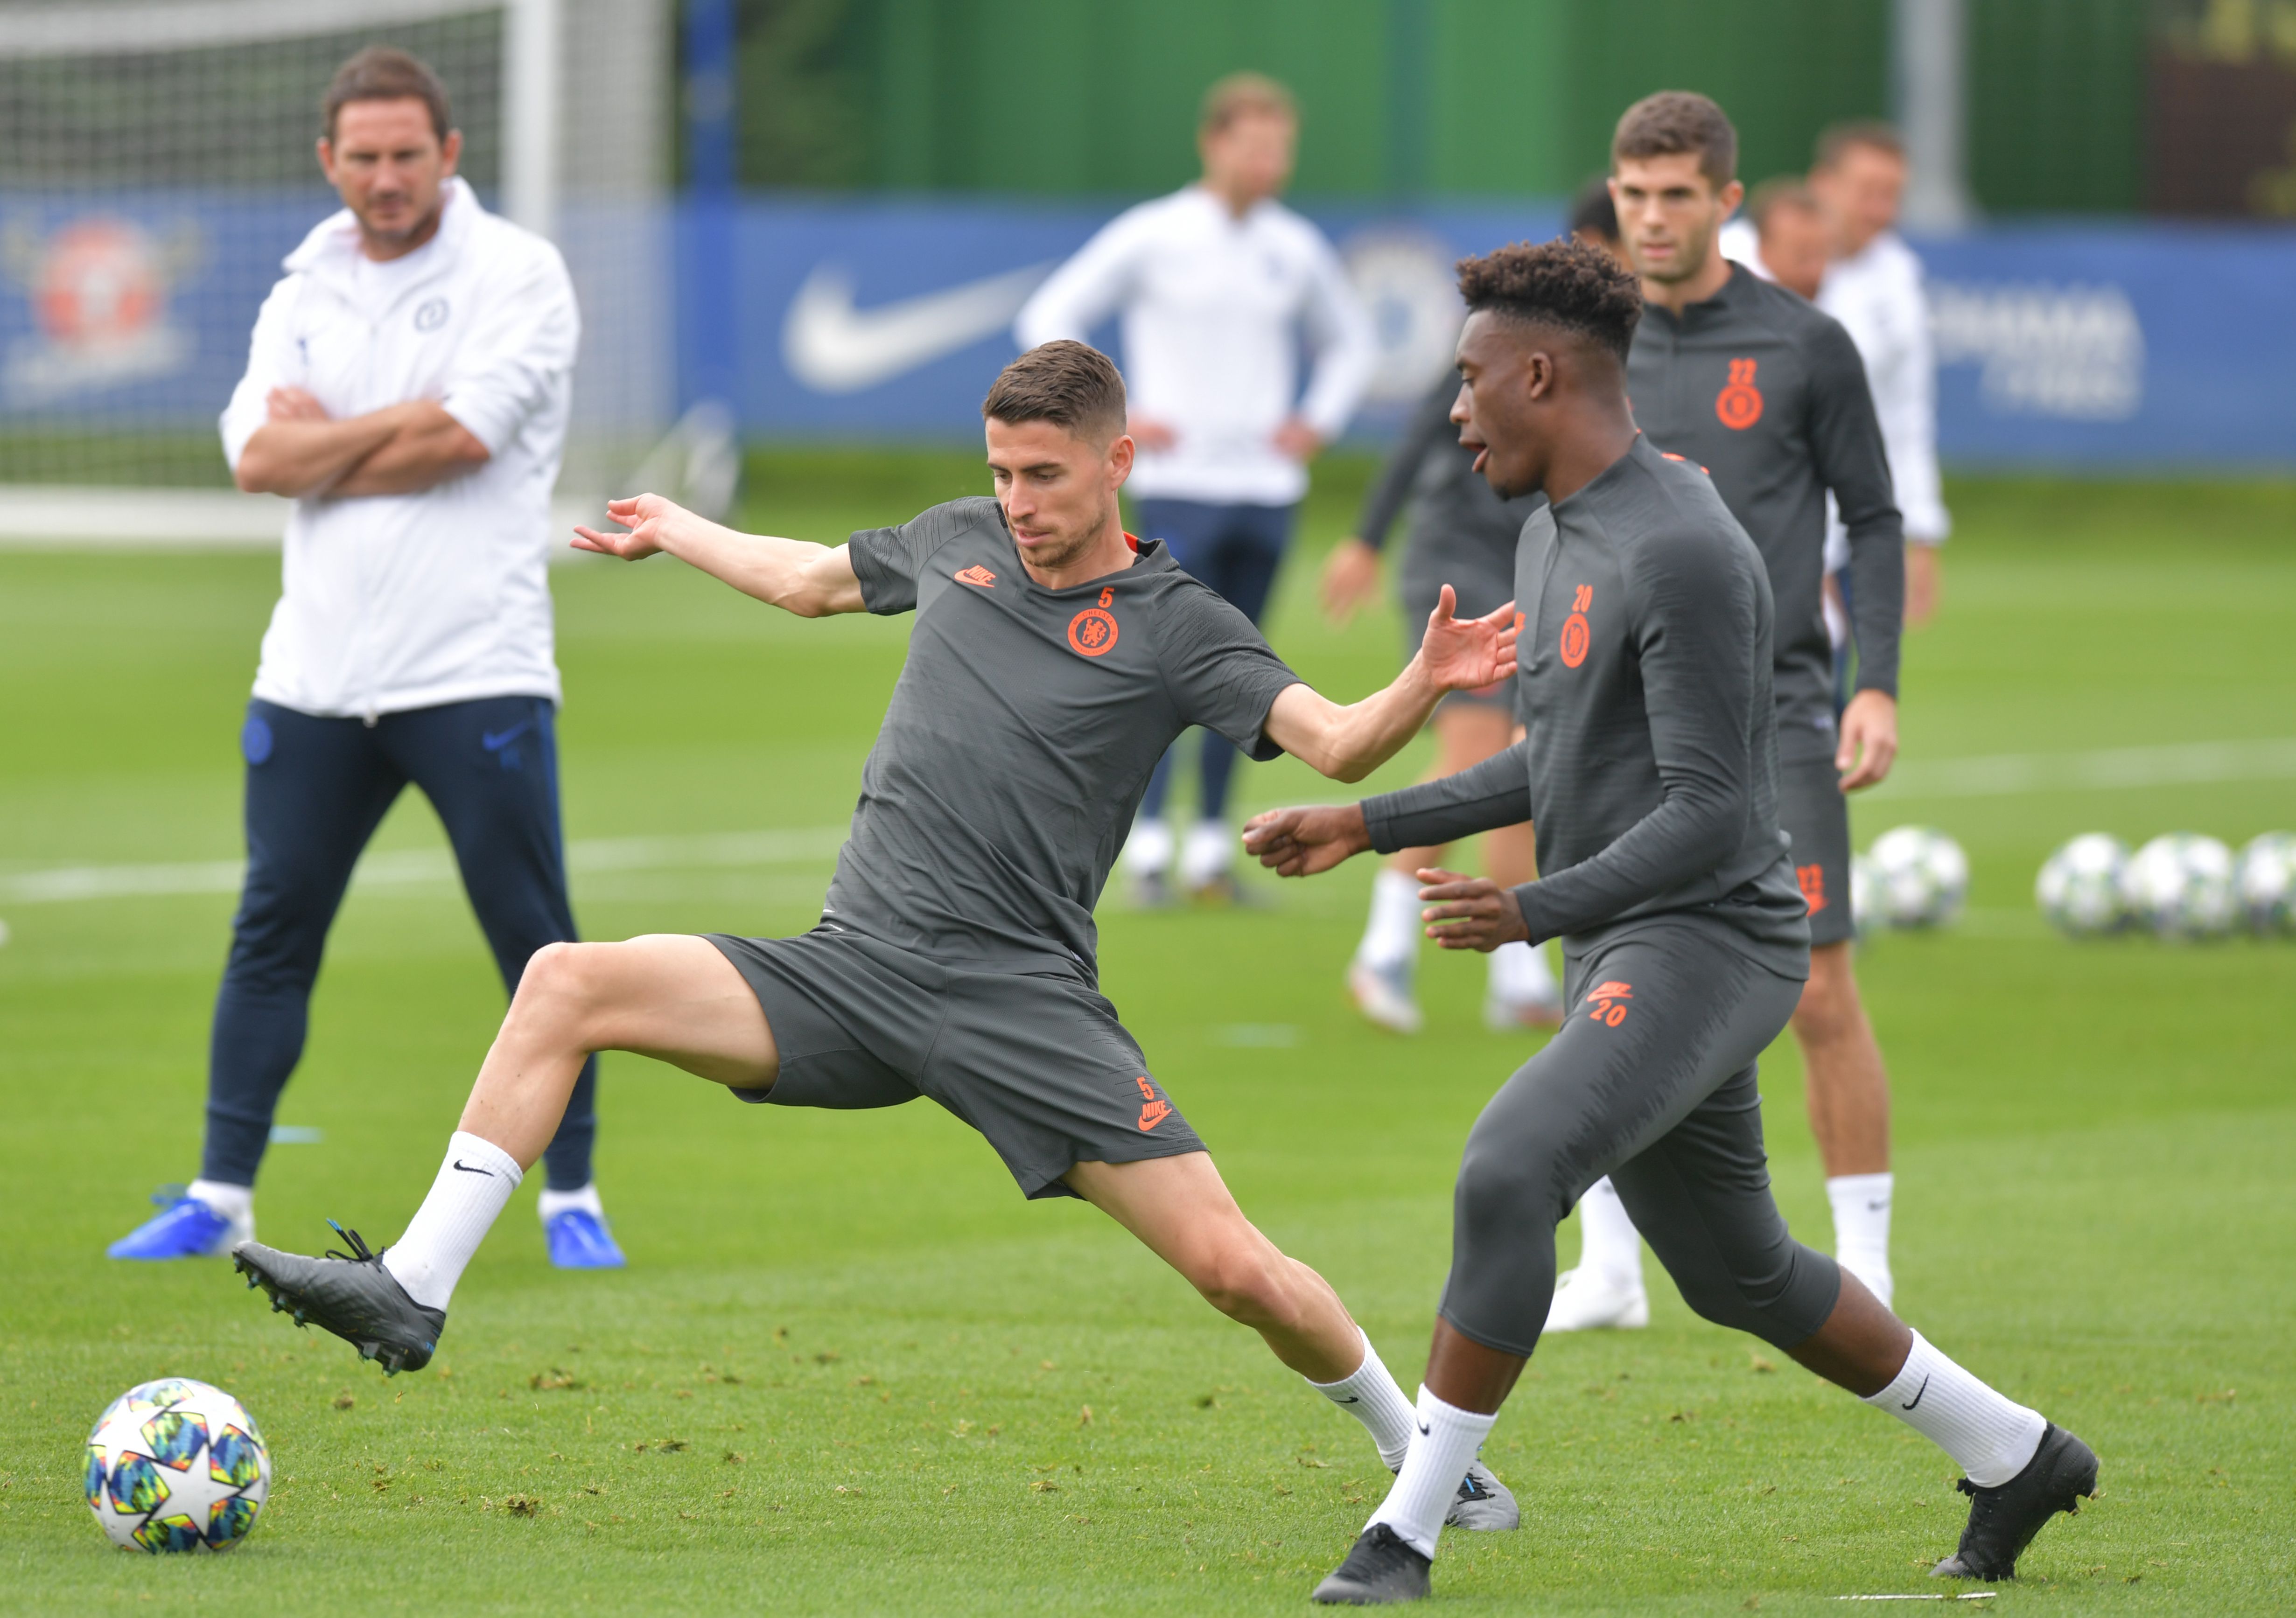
[2,464,2292,1614]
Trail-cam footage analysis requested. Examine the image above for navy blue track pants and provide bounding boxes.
[202,695,597,1192]
[1132,498,1296,823]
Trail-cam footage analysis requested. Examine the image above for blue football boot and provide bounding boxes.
[109,1186,250,1260]
[544,1207,626,1269]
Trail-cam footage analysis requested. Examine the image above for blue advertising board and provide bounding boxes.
[691,199,2296,469]
[2,186,2291,471]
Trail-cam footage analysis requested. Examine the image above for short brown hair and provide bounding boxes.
[1457,238,1643,363]
[1747,176,1821,235]
[983,341,1127,443]
[1814,119,1905,170]
[1199,71,1297,136]
[323,46,453,143]
[1612,91,1737,191]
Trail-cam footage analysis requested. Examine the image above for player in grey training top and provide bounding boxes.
[1243,238,2094,1607]
[224,341,1527,1534]
[1543,92,1913,1332]
[1319,370,1561,1035]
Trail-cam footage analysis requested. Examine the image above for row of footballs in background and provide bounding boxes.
[2036,831,2296,940]
[1846,827,2296,940]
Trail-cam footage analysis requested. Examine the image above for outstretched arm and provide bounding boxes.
[573,493,866,617]
[1241,738,1533,877]
[1260,586,1516,782]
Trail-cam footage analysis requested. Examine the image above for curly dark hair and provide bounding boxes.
[1456,238,1643,362]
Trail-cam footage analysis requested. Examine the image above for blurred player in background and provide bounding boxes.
[1809,123,1950,625]
[1548,93,1908,1332]
[1725,125,1951,630]
[107,49,621,1271]
[1318,350,1559,1035]
[1017,73,1375,903]
[1568,174,1623,258]
[1740,177,1829,300]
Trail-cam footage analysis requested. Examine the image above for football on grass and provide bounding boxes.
[1863,825,1969,929]
[2121,833,2236,940]
[2233,832,2296,935]
[2036,833,2130,936]
[85,1378,269,1552]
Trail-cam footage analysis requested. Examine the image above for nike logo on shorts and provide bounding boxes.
[481,721,533,753]
[452,1159,495,1177]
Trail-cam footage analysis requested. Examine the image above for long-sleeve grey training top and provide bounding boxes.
[1627,264,1904,755]
[1359,435,1809,972]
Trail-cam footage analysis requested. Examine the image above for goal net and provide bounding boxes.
[0,0,672,537]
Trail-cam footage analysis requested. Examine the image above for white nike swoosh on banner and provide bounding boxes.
[782,261,1053,394]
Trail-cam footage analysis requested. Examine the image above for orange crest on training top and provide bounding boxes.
[1715,357,1763,430]
[1560,585,1592,669]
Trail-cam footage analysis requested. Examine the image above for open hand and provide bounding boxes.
[571,492,698,561]
[1240,803,1372,878]
[1319,537,1381,625]
[1836,689,1898,791]
[1417,586,1519,693]
[1415,868,1529,952]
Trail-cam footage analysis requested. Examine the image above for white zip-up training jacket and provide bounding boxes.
[220,177,580,721]
[1015,186,1375,507]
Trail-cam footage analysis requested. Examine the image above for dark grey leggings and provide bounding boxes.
[1440,918,1840,1357]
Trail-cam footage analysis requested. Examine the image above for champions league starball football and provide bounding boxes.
[2036,833,2131,937]
[2121,833,2236,940]
[2233,831,2296,935]
[1863,825,1969,929]
[85,1379,270,1552]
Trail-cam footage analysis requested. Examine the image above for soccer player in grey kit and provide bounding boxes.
[226,340,1523,1530]
[1549,92,1914,1331]
[1244,241,2094,1603]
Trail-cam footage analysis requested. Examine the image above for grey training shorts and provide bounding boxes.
[705,928,1204,1200]
[1777,745,1855,947]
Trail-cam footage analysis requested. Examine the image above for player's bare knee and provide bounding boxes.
[1189,1243,1293,1327]
[1792,961,1862,1044]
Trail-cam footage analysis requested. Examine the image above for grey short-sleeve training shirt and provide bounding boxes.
[830,496,1301,979]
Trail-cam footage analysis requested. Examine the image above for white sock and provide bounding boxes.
[187,1179,252,1225]
[380,1131,522,1311]
[1863,1330,2046,1487]
[1306,1330,1419,1472]
[1368,1386,1497,1559]
[1486,938,1558,1005]
[537,1182,603,1223]
[1574,1176,1644,1286]
[1180,819,1232,886]
[1357,869,1422,971]
[1125,817,1173,876]
[1827,1172,1894,1306]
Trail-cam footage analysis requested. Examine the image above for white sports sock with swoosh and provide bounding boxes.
[1306,1330,1418,1472]
[1369,1386,1497,1559]
[1863,1331,2045,1486]
[380,1132,522,1311]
